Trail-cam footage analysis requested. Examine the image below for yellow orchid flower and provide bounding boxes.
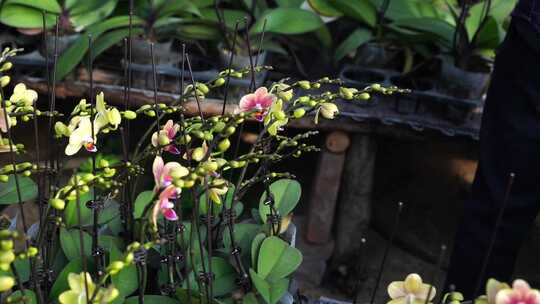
[264,99,288,136]
[387,274,436,304]
[94,92,121,131]
[58,272,119,304]
[208,178,228,204]
[65,116,97,156]
[9,83,37,106]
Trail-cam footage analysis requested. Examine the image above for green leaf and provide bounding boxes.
[59,227,92,260]
[223,223,261,257]
[70,0,118,30]
[185,257,236,297]
[307,0,342,17]
[244,292,260,304]
[0,4,54,28]
[249,268,289,304]
[259,179,301,223]
[133,191,155,219]
[9,289,37,304]
[257,236,302,282]
[177,24,221,40]
[56,15,144,80]
[335,28,372,61]
[98,235,124,253]
[392,17,455,48]
[251,8,324,34]
[275,0,303,8]
[111,245,138,297]
[251,233,266,268]
[331,0,377,27]
[0,175,37,205]
[49,258,85,301]
[12,258,30,283]
[4,0,61,13]
[159,0,201,17]
[64,191,120,227]
[125,295,178,304]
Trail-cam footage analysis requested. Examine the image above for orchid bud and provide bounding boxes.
[50,198,65,210]
[158,133,170,146]
[213,78,225,87]
[0,76,10,88]
[320,103,339,119]
[0,251,15,264]
[123,110,137,119]
[192,147,205,162]
[274,111,286,121]
[0,175,7,183]
[27,247,38,257]
[196,83,209,94]
[108,108,122,125]
[223,126,236,136]
[339,87,354,100]
[212,122,226,133]
[125,253,134,264]
[297,81,310,89]
[203,161,218,172]
[370,83,381,91]
[0,62,13,72]
[0,240,13,251]
[183,180,195,188]
[54,122,70,137]
[293,108,305,118]
[0,275,14,292]
[358,92,370,100]
[146,110,156,117]
[99,159,110,168]
[312,83,321,89]
[218,138,230,152]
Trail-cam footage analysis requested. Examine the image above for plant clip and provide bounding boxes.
[133,248,147,264]
[85,199,104,210]
[91,246,105,257]
[235,273,251,289]
[159,255,170,264]
[199,214,216,226]
[198,271,214,285]
[176,223,186,233]
[221,209,236,222]
[173,252,185,263]
[164,231,176,243]
[266,214,280,225]
[231,246,242,256]
[160,283,176,295]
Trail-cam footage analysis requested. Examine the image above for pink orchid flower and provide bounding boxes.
[151,120,181,154]
[151,185,179,226]
[496,280,540,304]
[239,87,276,121]
[152,155,188,191]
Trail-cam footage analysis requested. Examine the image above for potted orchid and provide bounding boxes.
[0,44,406,304]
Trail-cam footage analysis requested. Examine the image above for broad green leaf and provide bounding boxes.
[159,0,201,17]
[331,0,377,27]
[335,28,372,61]
[70,0,119,30]
[56,15,144,80]
[185,257,236,297]
[12,258,30,283]
[259,179,301,223]
[275,0,303,8]
[251,233,266,268]
[249,268,289,304]
[178,222,206,248]
[111,245,138,297]
[0,4,57,28]
[0,175,37,205]
[244,292,260,304]
[475,16,502,49]
[223,223,261,257]
[307,0,342,17]
[49,258,86,301]
[98,235,124,253]
[9,289,37,304]
[177,24,221,40]
[125,295,178,304]
[315,24,332,48]
[133,191,155,219]
[67,0,116,15]
[64,191,120,227]
[59,227,92,260]
[175,288,222,304]
[257,236,302,282]
[251,8,324,34]
[392,17,455,48]
[4,0,61,13]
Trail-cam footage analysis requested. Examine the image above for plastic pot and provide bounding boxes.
[40,33,80,57]
[355,42,398,69]
[218,43,267,70]
[439,60,490,100]
[131,38,176,66]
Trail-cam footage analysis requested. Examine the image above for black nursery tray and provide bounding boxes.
[339,65,483,125]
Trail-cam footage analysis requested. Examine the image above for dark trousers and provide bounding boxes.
[446,19,540,299]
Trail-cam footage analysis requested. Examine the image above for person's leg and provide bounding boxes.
[446,20,540,298]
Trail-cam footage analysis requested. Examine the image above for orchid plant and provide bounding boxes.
[0,44,408,304]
